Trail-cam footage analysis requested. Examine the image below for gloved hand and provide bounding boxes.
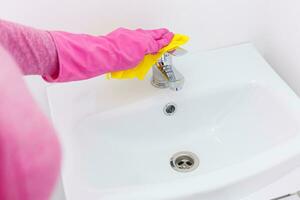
[48,28,174,82]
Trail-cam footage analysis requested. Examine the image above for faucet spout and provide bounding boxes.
[151,48,186,91]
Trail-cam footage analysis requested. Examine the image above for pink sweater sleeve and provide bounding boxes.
[0,19,114,82]
[0,47,61,200]
[0,19,59,80]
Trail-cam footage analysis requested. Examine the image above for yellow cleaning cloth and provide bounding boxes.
[107,34,189,80]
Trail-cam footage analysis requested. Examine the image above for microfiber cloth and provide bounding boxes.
[107,34,189,80]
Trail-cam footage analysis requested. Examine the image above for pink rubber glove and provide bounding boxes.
[48,28,174,82]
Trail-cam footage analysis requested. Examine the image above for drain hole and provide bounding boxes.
[164,103,177,116]
[186,161,193,166]
[166,105,175,114]
[170,151,199,172]
[177,161,184,166]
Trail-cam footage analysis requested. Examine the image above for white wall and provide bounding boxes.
[0,0,299,199]
[0,0,267,51]
[261,0,300,95]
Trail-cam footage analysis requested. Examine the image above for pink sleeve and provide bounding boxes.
[0,19,59,80]
[0,47,61,200]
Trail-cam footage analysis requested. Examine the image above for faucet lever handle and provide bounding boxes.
[167,47,188,57]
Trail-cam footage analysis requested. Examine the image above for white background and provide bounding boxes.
[1,0,300,199]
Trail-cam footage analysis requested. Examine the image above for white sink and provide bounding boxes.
[47,44,300,200]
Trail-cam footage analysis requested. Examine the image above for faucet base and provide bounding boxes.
[151,77,184,91]
[151,78,169,89]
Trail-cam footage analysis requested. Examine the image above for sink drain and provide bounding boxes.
[170,151,199,172]
[164,102,177,116]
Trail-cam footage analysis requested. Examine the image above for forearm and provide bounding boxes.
[0,20,141,82]
[47,28,173,82]
[0,19,59,79]
[0,19,173,83]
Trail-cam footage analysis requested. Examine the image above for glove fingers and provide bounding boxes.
[148,28,170,39]
[156,31,174,50]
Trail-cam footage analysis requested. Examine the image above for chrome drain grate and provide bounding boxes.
[170,151,199,172]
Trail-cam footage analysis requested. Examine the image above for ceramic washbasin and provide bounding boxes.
[47,44,300,200]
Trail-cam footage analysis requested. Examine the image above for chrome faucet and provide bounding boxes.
[151,47,187,91]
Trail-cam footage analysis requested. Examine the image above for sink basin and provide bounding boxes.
[47,44,300,200]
